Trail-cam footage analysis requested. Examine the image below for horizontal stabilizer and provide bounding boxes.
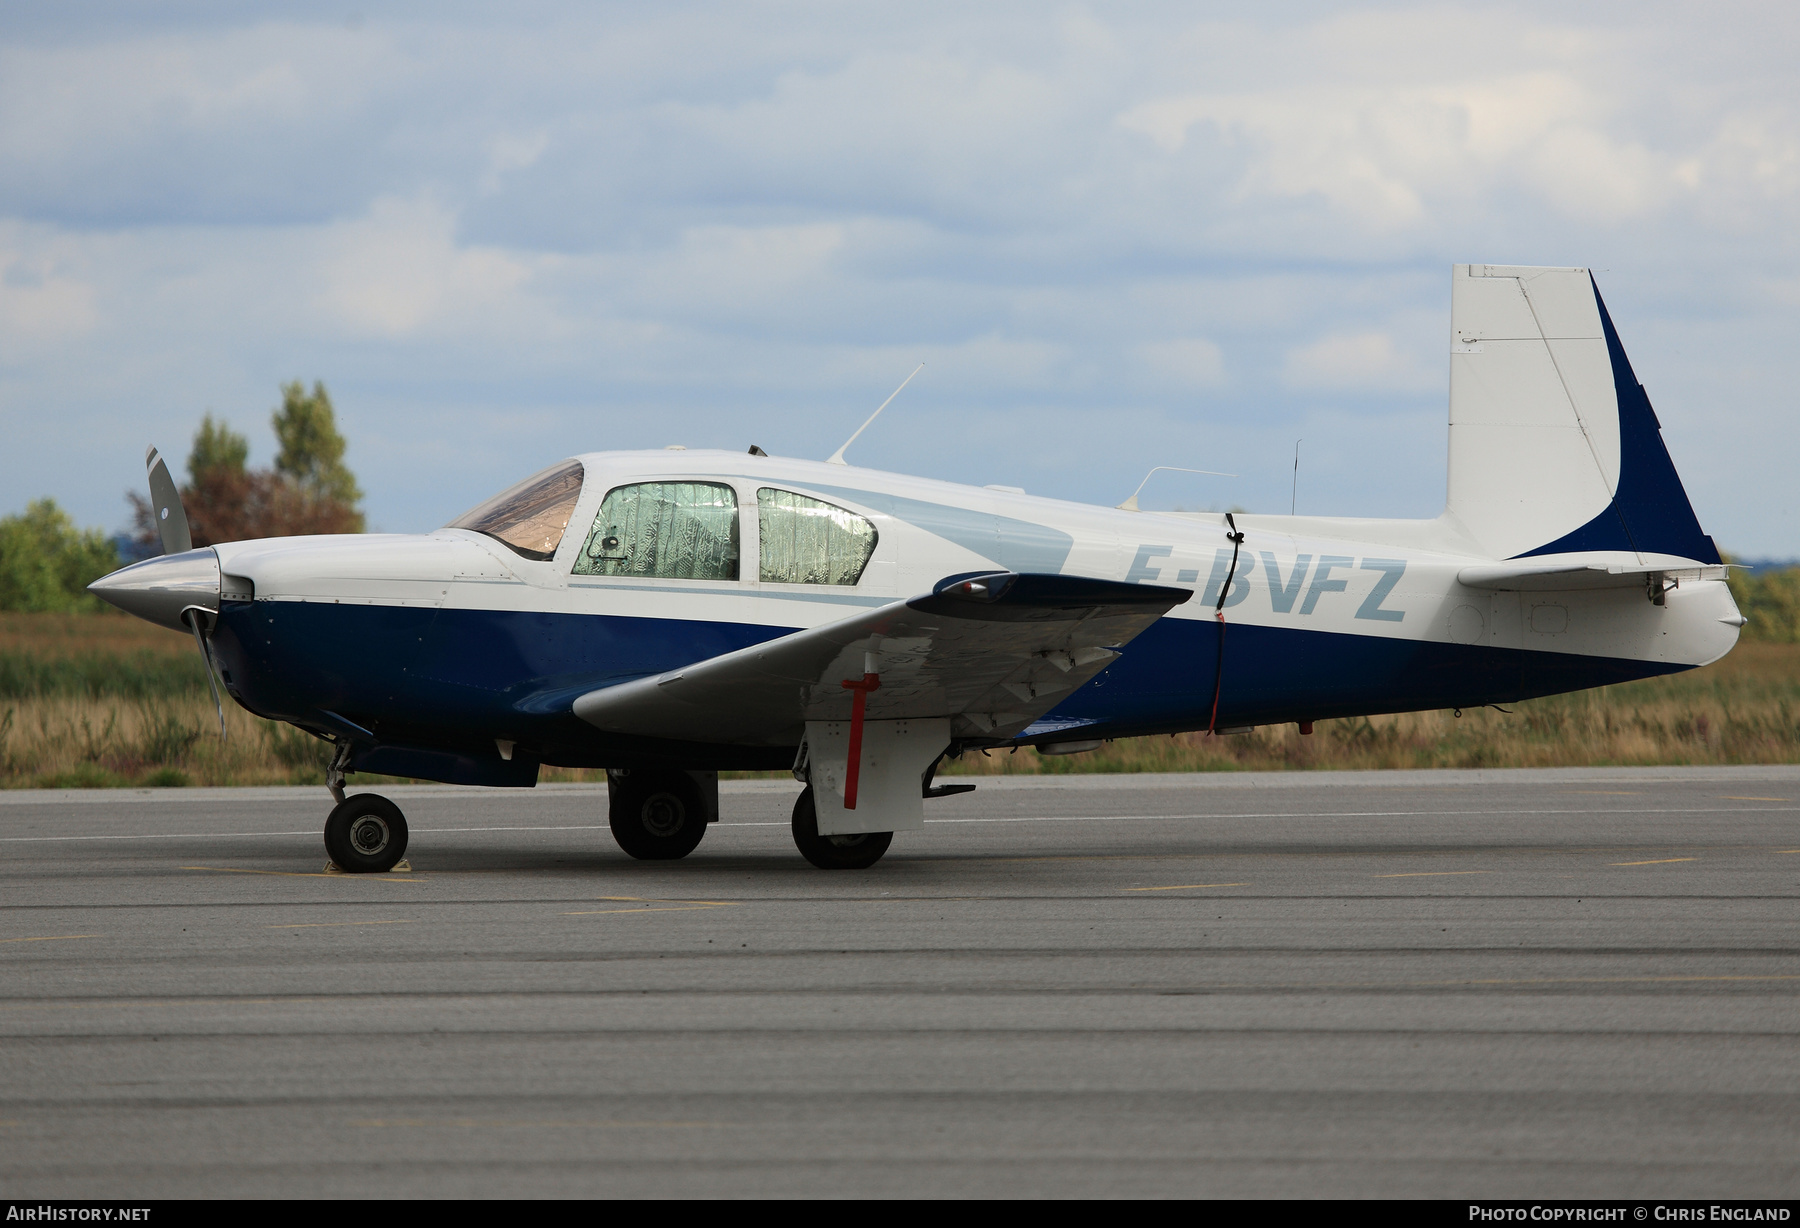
[1458,552,1727,592]
[572,572,1190,745]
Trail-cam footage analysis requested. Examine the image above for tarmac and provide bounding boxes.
[2,766,1798,1198]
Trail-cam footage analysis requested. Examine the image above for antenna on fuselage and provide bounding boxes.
[827,363,924,466]
[1116,466,1237,512]
[1291,439,1302,516]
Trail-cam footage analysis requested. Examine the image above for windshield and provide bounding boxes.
[447,460,585,560]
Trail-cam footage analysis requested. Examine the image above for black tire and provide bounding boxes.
[791,786,892,870]
[609,771,709,860]
[324,793,409,873]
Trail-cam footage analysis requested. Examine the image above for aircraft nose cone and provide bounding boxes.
[88,548,221,632]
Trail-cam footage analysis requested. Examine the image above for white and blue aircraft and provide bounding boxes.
[91,264,1741,872]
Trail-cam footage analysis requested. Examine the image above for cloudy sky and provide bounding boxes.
[4,2,1797,553]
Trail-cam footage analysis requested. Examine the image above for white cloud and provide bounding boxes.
[0,226,98,354]
[1135,338,1225,387]
[480,132,550,195]
[648,222,847,300]
[1283,332,1433,392]
[1,5,1799,551]
[315,196,538,338]
[1118,71,1695,228]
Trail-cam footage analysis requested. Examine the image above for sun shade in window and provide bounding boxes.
[757,488,877,585]
[446,460,585,560]
[573,482,740,581]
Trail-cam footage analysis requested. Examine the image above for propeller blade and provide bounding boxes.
[188,615,228,740]
[142,445,219,734]
[145,445,193,556]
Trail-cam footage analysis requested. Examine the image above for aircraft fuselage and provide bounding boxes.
[169,448,1739,780]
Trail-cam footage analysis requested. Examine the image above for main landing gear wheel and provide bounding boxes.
[791,786,892,870]
[609,771,709,861]
[324,793,409,873]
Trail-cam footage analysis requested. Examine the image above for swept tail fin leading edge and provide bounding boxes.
[1444,264,1717,564]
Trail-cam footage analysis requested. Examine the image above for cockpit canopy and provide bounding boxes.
[447,460,584,560]
[448,458,877,585]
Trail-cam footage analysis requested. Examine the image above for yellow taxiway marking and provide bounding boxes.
[1372,871,1489,878]
[563,897,738,916]
[1126,883,1250,892]
[565,900,727,907]
[1722,796,1789,802]
[1610,858,1696,866]
[1568,791,1641,795]
[1779,849,1800,855]
[183,866,422,882]
[354,1118,722,1130]
[0,996,326,1015]
[1160,973,1800,994]
[1444,974,1800,987]
[0,934,97,945]
[267,920,417,930]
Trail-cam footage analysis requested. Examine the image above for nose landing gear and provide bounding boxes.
[321,740,409,873]
[324,792,410,873]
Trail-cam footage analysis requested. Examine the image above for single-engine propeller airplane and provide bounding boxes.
[90,264,1741,872]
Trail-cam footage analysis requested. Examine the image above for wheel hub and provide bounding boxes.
[640,793,686,838]
[349,815,389,855]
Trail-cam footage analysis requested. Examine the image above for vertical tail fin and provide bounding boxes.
[1444,264,1717,563]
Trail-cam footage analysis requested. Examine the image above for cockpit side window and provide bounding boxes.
[757,488,877,585]
[446,460,585,560]
[573,482,740,580]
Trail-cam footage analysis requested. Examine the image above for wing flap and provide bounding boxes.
[572,572,1190,745]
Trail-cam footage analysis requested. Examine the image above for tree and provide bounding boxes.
[0,499,120,613]
[274,381,363,519]
[1727,564,1800,643]
[128,382,366,549]
[188,414,249,483]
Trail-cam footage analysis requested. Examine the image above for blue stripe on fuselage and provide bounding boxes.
[210,601,1688,765]
[1038,617,1686,738]
[210,600,791,756]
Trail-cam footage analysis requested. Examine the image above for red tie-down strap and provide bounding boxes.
[1207,512,1247,735]
[838,672,882,809]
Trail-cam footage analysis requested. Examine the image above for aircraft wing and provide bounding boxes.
[572,572,1191,745]
[1458,552,1727,592]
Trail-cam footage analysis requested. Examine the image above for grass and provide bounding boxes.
[2,611,1796,788]
[0,610,212,699]
[942,641,1800,775]
[0,611,385,788]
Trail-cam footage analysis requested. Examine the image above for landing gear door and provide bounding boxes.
[805,717,947,836]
